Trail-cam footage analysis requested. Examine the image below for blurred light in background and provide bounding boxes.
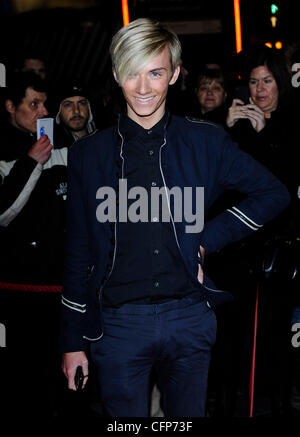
[122,0,130,26]
[233,0,242,53]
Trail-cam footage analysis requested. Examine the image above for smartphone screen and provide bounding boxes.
[37,118,54,146]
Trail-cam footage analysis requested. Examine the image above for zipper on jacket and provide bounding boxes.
[159,123,225,295]
[82,123,126,343]
[97,119,125,296]
[158,132,183,255]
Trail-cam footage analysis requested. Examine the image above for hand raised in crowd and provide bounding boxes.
[245,97,266,133]
[226,98,266,133]
[226,98,250,128]
[27,134,53,164]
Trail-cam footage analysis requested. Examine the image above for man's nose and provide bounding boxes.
[136,76,150,94]
[41,104,49,117]
[73,103,80,114]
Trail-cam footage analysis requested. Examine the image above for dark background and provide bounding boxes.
[1,0,300,93]
[0,0,299,419]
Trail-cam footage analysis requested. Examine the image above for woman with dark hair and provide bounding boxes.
[226,46,297,190]
[223,46,299,416]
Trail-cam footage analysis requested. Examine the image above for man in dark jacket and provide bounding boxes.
[61,19,290,417]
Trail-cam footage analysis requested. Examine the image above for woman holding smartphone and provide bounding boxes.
[225,46,299,416]
[226,46,296,187]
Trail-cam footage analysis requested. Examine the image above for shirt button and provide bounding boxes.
[154,281,160,288]
[151,181,157,187]
[154,249,160,255]
[152,217,158,222]
[147,130,152,135]
[149,150,154,156]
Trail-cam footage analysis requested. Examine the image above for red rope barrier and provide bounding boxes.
[0,282,62,293]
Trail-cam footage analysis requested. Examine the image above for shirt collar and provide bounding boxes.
[118,110,170,142]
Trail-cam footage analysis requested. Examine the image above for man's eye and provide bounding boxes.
[62,102,72,108]
[79,101,88,106]
[152,71,161,77]
[31,101,37,107]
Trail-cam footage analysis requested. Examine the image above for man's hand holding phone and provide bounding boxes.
[28,134,52,164]
[28,117,55,164]
[62,351,89,391]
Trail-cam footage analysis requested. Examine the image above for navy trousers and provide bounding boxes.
[91,294,217,417]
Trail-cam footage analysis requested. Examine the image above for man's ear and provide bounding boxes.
[112,69,119,84]
[169,65,181,86]
[5,99,15,114]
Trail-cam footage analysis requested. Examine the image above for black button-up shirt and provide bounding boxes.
[102,112,199,306]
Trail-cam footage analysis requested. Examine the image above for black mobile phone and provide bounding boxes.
[74,365,84,391]
[234,85,250,104]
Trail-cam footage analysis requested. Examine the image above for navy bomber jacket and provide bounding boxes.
[61,113,290,352]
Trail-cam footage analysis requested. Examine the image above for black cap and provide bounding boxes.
[56,81,90,104]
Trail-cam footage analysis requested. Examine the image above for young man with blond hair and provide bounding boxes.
[61,18,289,417]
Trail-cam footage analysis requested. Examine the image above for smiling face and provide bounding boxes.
[196,78,226,114]
[249,65,279,113]
[118,47,180,129]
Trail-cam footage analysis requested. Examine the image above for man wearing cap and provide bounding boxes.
[55,84,96,148]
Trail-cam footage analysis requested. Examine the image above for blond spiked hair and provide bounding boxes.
[110,18,182,86]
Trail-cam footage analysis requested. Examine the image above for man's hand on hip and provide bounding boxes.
[197,245,205,284]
